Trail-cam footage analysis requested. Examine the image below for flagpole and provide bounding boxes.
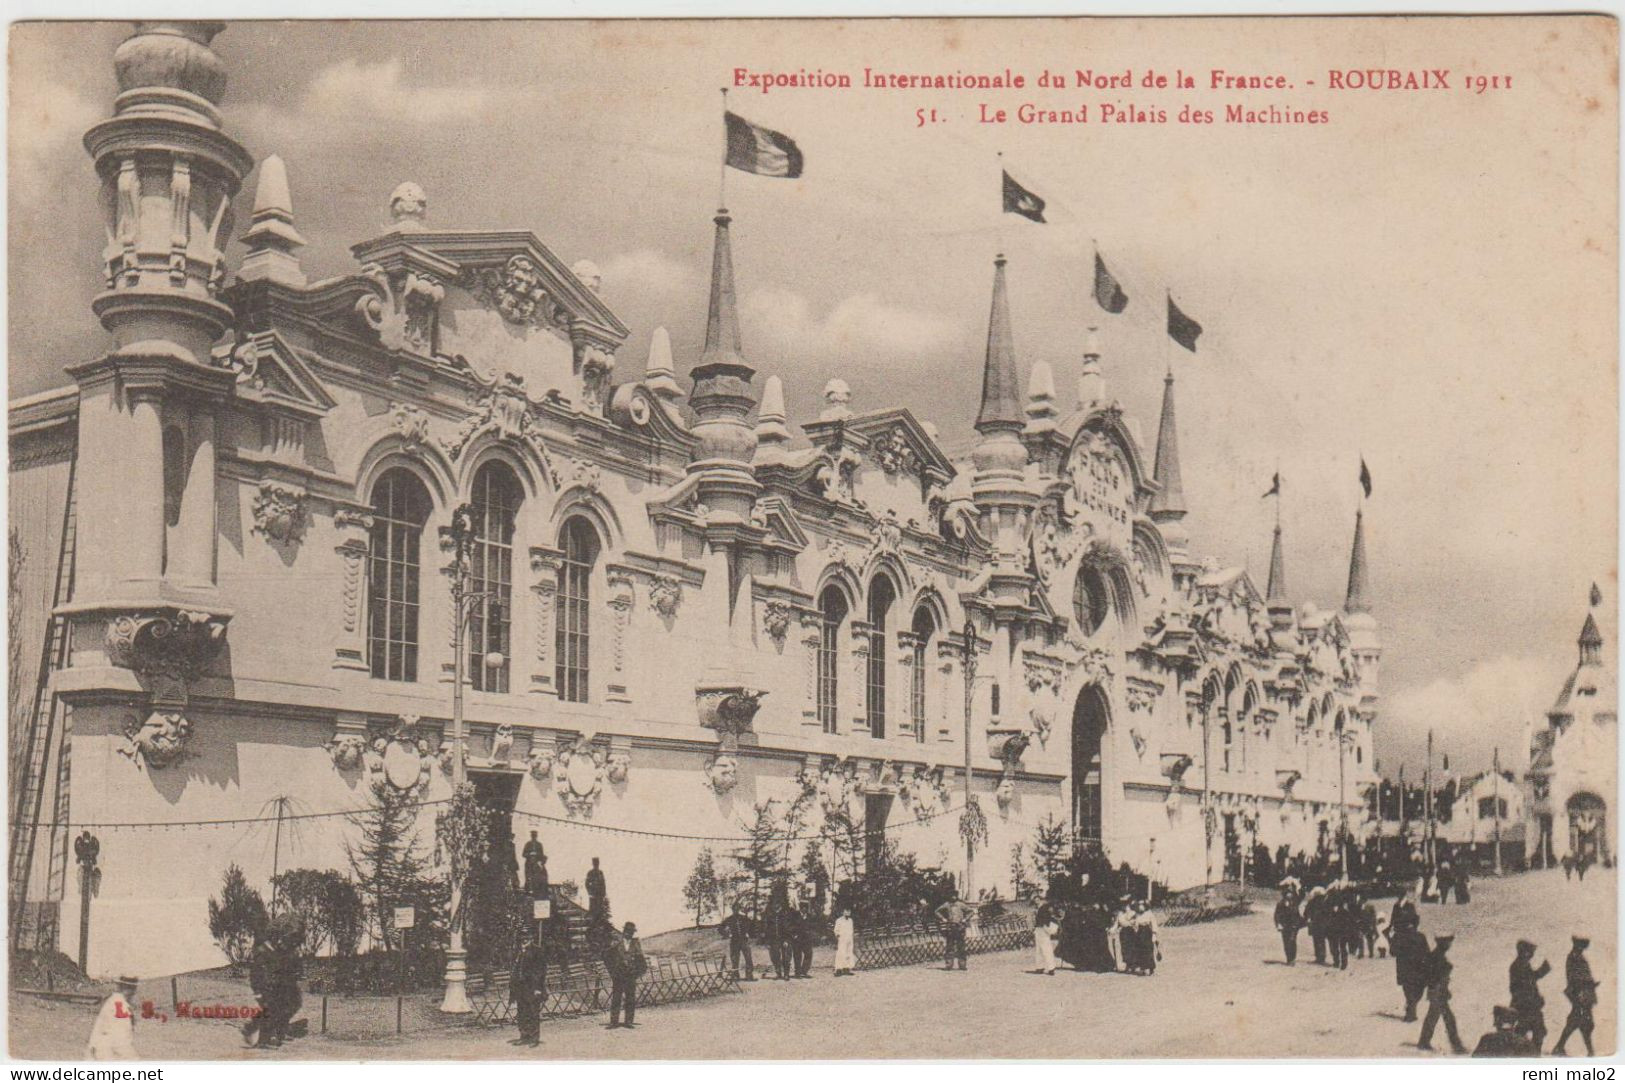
[718,87,729,210]
[995,150,1005,257]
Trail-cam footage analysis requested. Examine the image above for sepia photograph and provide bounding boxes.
[4,12,1618,1062]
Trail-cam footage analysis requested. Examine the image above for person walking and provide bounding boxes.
[242,933,277,1048]
[766,902,791,981]
[1453,865,1471,905]
[1274,886,1302,965]
[604,921,646,1029]
[718,901,756,981]
[1418,934,1467,1053]
[1131,899,1161,976]
[1305,887,1329,965]
[1562,853,1574,881]
[1509,939,1551,1051]
[936,892,972,971]
[1553,936,1599,1056]
[1390,917,1431,1022]
[791,903,815,978]
[86,975,140,1060]
[1033,900,1060,975]
[510,937,548,1047]
[521,832,546,898]
[833,907,856,976]
[1327,888,1352,970]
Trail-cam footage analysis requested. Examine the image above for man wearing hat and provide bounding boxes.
[1418,933,1467,1053]
[86,975,140,1060]
[603,920,647,1029]
[1553,936,1599,1056]
[1473,1006,1542,1057]
[1509,939,1551,1050]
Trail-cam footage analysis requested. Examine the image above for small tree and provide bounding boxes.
[1031,814,1070,893]
[683,847,722,927]
[271,868,364,958]
[1009,842,1037,901]
[208,863,268,967]
[346,778,446,953]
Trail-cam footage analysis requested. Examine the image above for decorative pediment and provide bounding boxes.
[224,330,337,419]
[749,495,809,551]
[827,408,956,487]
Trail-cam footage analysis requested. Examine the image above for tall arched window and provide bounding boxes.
[910,606,936,744]
[817,585,847,734]
[469,462,522,693]
[1221,718,1234,773]
[556,518,600,703]
[368,468,432,682]
[866,577,896,739]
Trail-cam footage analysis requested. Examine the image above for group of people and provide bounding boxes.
[1274,878,1382,969]
[715,897,832,981]
[1030,896,1159,977]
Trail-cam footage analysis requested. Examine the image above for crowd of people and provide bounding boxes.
[1271,868,1602,1058]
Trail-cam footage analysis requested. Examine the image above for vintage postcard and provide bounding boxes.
[5,13,1618,1061]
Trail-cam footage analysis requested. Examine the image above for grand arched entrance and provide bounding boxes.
[1568,791,1609,864]
[1071,685,1111,843]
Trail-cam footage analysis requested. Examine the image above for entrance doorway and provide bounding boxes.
[1071,685,1110,843]
[864,792,893,873]
[467,771,522,970]
[1568,792,1608,864]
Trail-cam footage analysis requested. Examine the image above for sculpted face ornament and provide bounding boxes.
[704,752,739,794]
[119,711,194,769]
[252,481,307,544]
[328,734,367,771]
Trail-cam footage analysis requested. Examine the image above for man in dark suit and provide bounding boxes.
[1418,934,1467,1053]
[604,921,647,1029]
[791,903,815,978]
[510,936,548,1046]
[1509,939,1551,1050]
[1553,936,1599,1056]
[586,858,608,921]
[718,901,756,981]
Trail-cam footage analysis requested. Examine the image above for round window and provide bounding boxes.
[1072,565,1112,636]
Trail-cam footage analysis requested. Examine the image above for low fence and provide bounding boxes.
[465,952,740,1028]
[855,914,1033,970]
[1158,886,1253,928]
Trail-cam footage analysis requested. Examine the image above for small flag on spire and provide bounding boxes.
[1591,582,1603,606]
[1093,252,1128,313]
[1167,295,1202,352]
[1002,171,1046,223]
[725,111,804,178]
[1262,472,1280,499]
[1359,458,1373,498]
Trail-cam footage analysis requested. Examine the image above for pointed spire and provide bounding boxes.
[975,254,1022,433]
[239,154,307,287]
[1024,359,1057,430]
[1266,524,1288,604]
[1344,507,1372,615]
[1579,610,1603,665]
[1148,368,1186,517]
[754,374,790,452]
[643,326,683,402]
[696,209,747,373]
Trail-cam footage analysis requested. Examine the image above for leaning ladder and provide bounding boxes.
[8,454,78,950]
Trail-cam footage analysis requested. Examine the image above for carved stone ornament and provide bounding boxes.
[1129,727,1148,759]
[252,480,307,544]
[703,751,739,794]
[1028,702,1055,748]
[763,600,794,643]
[460,255,567,330]
[328,734,367,771]
[356,264,444,354]
[606,748,632,785]
[105,609,228,685]
[439,370,562,487]
[996,775,1017,812]
[648,576,683,620]
[438,738,469,775]
[553,736,607,816]
[568,457,602,493]
[389,402,432,458]
[820,761,858,816]
[873,427,921,477]
[867,509,903,561]
[118,710,193,769]
[989,731,1031,771]
[696,685,768,746]
[1125,679,1160,714]
[815,447,862,504]
[574,341,617,414]
[371,723,434,792]
[1161,752,1194,785]
[528,744,555,782]
[488,724,515,765]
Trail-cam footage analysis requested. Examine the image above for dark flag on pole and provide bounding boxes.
[725,111,804,178]
[1093,252,1128,313]
[1002,171,1046,223]
[1167,295,1202,352]
[1359,458,1372,498]
[1262,473,1280,499]
[1591,582,1603,606]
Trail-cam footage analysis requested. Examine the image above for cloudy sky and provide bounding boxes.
[9,17,1617,776]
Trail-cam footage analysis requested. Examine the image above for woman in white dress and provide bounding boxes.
[1033,901,1059,975]
[833,908,856,976]
[86,976,139,1060]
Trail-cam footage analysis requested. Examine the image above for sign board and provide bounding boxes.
[532,899,552,920]
[393,906,416,929]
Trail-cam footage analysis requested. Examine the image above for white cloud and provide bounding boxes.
[741,287,957,361]
[300,58,496,124]
[1382,654,1567,774]
[600,249,697,300]
[9,75,103,201]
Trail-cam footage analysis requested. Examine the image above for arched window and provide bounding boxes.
[817,585,848,734]
[1221,718,1234,773]
[556,518,600,703]
[469,462,522,693]
[910,606,936,744]
[161,425,186,574]
[866,577,896,739]
[1072,564,1111,637]
[368,468,432,682]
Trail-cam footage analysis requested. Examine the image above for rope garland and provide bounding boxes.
[11,795,966,844]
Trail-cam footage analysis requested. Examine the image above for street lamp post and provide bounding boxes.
[438,503,504,1015]
[961,617,978,900]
